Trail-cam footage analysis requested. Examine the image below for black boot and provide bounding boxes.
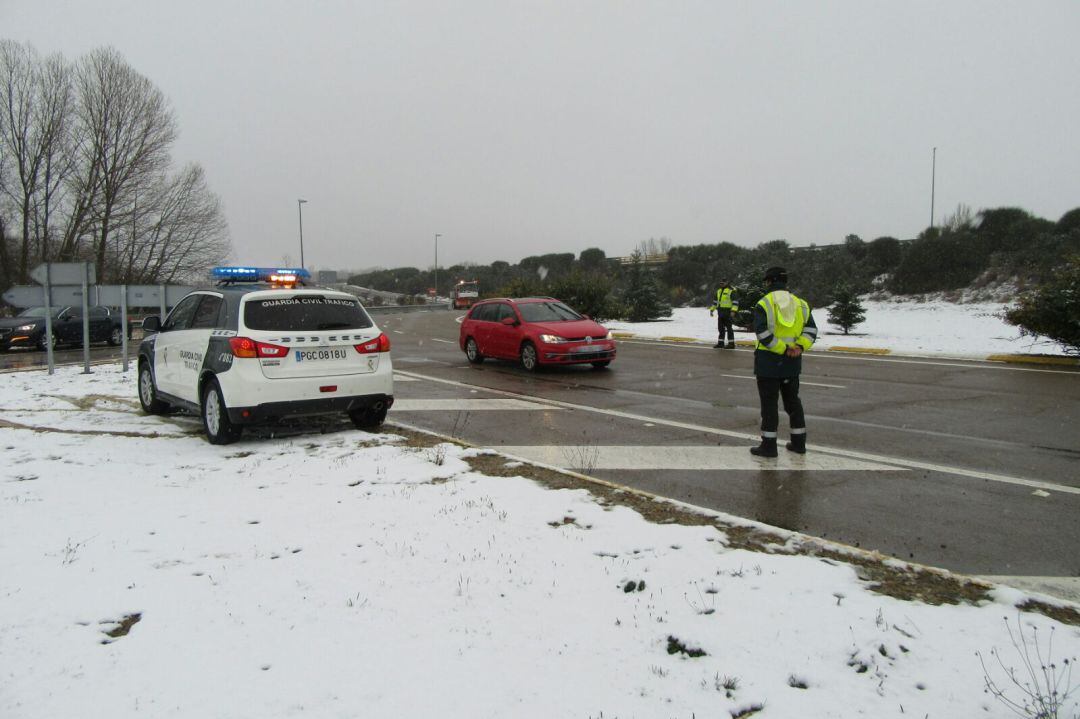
[786,433,806,454]
[725,342,736,349]
[713,341,724,348]
[749,437,778,458]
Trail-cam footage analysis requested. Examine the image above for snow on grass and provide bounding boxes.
[2,364,1079,718]
[604,300,1070,358]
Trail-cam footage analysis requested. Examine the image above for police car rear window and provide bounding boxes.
[243,296,374,331]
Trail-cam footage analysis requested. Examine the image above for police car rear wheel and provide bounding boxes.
[138,362,169,415]
[201,378,241,444]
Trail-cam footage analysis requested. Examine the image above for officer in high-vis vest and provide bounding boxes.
[708,280,739,349]
[750,266,818,457]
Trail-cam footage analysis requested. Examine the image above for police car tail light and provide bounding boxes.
[229,337,258,358]
[229,337,288,358]
[354,333,391,354]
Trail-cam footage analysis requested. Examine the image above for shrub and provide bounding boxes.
[548,271,617,320]
[1004,255,1080,354]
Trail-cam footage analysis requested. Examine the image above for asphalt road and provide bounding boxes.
[6,310,1079,597]
[378,309,1080,593]
[0,342,135,372]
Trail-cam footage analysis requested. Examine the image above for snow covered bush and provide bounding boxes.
[1005,255,1080,354]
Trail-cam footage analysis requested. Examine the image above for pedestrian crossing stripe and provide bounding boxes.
[392,398,558,411]
[496,445,904,472]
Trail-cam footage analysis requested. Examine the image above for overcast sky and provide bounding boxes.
[4,1,1079,272]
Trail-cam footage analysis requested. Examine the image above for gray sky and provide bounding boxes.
[4,1,1079,272]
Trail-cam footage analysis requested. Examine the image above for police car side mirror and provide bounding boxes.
[142,316,161,334]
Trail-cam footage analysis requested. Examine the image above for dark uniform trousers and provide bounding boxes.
[756,376,805,434]
[716,310,735,345]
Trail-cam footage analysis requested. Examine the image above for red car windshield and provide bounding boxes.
[517,301,582,322]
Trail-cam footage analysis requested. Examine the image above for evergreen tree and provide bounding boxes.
[827,286,866,335]
[623,252,672,322]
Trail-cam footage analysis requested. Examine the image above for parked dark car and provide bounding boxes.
[458,297,616,371]
[0,305,125,351]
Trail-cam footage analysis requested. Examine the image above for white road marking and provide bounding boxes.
[498,445,900,472]
[394,369,1080,496]
[392,373,420,382]
[393,330,404,334]
[721,373,845,389]
[981,576,1080,604]
[618,339,1079,375]
[392,398,560,411]
[430,338,454,344]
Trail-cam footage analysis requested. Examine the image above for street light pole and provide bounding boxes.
[297,199,308,268]
[929,147,936,229]
[434,233,441,304]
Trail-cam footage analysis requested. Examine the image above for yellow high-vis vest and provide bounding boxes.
[711,287,737,311]
[756,290,812,355]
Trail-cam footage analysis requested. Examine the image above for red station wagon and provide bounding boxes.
[459,297,616,371]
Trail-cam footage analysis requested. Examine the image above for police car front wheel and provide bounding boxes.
[201,378,242,444]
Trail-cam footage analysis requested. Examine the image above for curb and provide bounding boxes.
[828,346,891,355]
[610,333,1078,366]
[986,354,1080,367]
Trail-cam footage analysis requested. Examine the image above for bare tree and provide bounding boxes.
[636,236,673,258]
[113,163,229,283]
[32,53,76,265]
[70,47,177,280]
[1,42,229,294]
[0,41,72,284]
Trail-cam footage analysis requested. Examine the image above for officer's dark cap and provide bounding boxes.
[764,266,788,282]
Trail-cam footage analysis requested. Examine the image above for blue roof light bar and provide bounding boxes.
[211,266,312,282]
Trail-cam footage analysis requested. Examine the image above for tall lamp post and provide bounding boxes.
[297,199,308,268]
[929,148,936,229]
[434,233,441,304]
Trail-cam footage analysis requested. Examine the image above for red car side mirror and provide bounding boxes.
[501,316,517,326]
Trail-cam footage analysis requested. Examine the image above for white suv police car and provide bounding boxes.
[137,267,393,444]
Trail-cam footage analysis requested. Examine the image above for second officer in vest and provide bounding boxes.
[708,280,739,349]
[750,266,818,457]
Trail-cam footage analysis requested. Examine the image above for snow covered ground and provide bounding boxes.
[605,299,1072,358]
[2,364,1079,718]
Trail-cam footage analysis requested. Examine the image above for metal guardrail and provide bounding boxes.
[366,303,451,315]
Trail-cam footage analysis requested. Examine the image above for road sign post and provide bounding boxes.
[120,285,129,373]
[43,264,55,375]
[81,263,92,374]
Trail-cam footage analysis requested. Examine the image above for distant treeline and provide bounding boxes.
[349,205,1080,318]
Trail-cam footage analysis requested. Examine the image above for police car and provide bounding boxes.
[136,266,394,444]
